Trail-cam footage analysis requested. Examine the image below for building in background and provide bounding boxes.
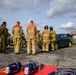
[71,31,76,44]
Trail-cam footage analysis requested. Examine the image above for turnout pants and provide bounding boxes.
[27,39,36,54]
[13,37,21,53]
[1,37,6,51]
[50,41,55,50]
[42,43,50,51]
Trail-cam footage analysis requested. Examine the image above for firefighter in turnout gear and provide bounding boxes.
[26,20,37,55]
[41,25,50,52]
[50,26,56,50]
[36,30,41,48]
[6,30,11,49]
[20,31,26,47]
[12,21,23,54]
[0,22,9,54]
[36,30,41,42]
[0,25,1,53]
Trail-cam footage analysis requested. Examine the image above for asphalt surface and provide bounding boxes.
[0,45,76,69]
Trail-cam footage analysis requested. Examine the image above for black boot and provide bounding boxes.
[3,50,8,54]
[15,52,21,55]
[0,50,3,53]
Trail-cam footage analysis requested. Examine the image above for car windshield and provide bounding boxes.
[56,34,68,40]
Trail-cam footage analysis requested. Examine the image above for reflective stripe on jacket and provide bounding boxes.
[50,30,56,41]
[41,30,50,43]
[12,24,23,38]
[26,24,37,39]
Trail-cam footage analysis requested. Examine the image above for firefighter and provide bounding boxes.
[36,30,41,42]
[0,25,1,53]
[26,20,37,55]
[50,26,56,51]
[12,21,23,54]
[0,22,9,54]
[41,25,50,52]
[36,30,41,48]
[6,30,11,49]
[20,31,26,47]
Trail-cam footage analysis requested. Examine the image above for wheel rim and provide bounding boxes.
[69,42,72,47]
[55,43,58,50]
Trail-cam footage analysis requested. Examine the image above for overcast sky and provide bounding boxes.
[0,0,76,35]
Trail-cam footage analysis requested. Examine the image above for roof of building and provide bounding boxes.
[71,31,76,35]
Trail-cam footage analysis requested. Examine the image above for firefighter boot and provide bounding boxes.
[3,50,9,54]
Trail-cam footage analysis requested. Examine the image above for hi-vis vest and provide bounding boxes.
[50,30,56,41]
[42,30,50,43]
[26,24,37,39]
[12,24,23,38]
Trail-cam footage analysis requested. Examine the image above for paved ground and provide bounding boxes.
[0,45,76,69]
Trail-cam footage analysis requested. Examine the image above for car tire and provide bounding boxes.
[68,42,72,47]
[54,43,59,50]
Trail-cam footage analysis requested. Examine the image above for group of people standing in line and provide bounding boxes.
[0,20,56,55]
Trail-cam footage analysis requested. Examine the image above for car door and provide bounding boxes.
[57,34,67,47]
[62,34,69,46]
